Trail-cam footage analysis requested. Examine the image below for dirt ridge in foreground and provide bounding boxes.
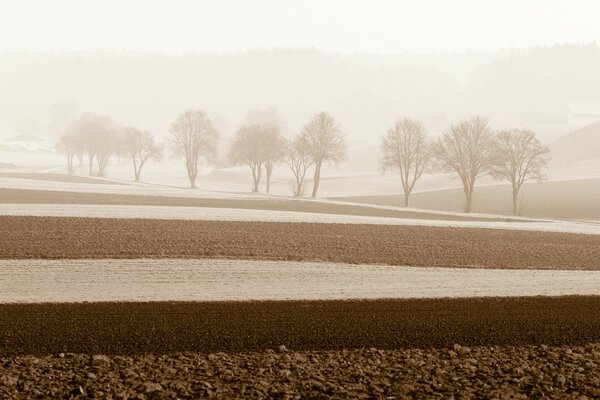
[3,345,600,399]
[1,297,600,356]
[1,216,600,269]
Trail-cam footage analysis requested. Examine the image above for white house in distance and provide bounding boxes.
[4,133,47,151]
[567,102,600,129]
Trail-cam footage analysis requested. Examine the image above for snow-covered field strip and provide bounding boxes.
[0,177,253,199]
[2,259,600,303]
[1,203,599,235]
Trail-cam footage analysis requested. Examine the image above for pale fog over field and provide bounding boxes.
[0,0,600,222]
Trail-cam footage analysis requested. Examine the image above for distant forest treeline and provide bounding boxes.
[1,44,600,144]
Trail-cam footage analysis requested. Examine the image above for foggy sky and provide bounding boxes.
[1,0,600,54]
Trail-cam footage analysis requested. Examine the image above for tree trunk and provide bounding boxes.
[403,188,410,207]
[464,191,473,213]
[311,162,321,198]
[132,159,139,182]
[96,158,107,177]
[252,165,261,192]
[67,153,74,174]
[186,157,197,188]
[265,167,273,195]
[88,154,94,176]
[512,186,519,215]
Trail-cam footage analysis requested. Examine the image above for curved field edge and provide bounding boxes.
[1,216,599,269]
[1,296,600,356]
[0,188,519,222]
[0,173,128,186]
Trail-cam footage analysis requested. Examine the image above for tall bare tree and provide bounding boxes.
[300,112,346,198]
[380,118,431,207]
[284,134,314,196]
[122,127,162,182]
[489,129,550,215]
[261,124,286,194]
[432,116,494,213]
[169,110,219,188]
[229,124,265,192]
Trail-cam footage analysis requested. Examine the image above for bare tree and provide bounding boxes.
[432,116,494,213]
[489,129,550,215]
[261,124,286,194]
[300,112,346,198]
[284,135,314,196]
[380,118,430,207]
[68,113,116,176]
[229,124,265,192]
[122,127,162,182]
[169,110,219,188]
[94,126,119,177]
[56,131,79,174]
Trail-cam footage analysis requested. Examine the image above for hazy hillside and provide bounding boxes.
[549,121,600,178]
[464,44,600,138]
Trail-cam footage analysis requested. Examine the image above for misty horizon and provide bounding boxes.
[2,43,600,149]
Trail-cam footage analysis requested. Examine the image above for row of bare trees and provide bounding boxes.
[57,113,162,181]
[228,111,347,197]
[380,116,550,214]
[57,111,547,214]
[58,111,220,187]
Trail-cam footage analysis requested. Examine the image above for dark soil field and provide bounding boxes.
[2,297,600,356]
[0,188,515,222]
[2,297,600,397]
[1,215,599,269]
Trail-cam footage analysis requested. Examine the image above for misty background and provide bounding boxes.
[2,47,600,170]
[2,0,600,215]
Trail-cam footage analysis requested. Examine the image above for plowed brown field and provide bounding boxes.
[1,297,600,356]
[1,215,599,269]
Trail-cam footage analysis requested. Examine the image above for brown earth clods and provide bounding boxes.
[2,345,600,399]
[1,215,599,269]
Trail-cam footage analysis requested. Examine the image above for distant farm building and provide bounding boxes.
[4,134,46,151]
[568,103,600,129]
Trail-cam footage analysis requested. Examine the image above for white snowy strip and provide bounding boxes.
[2,259,600,303]
[1,203,599,235]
